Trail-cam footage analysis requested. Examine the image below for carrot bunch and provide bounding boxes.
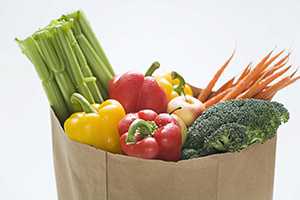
[198,50,300,109]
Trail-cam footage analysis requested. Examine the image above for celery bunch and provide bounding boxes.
[16,10,114,122]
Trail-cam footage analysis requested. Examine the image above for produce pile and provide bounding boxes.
[17,10,299,161]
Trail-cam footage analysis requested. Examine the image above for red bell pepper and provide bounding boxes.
[120,119,159,159]
[119,109,182,161]
[118,109,158,136]
[108,62,168,113]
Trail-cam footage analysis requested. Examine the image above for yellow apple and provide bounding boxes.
[167,95,205,126]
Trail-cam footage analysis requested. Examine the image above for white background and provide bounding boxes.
[0,0,299,199]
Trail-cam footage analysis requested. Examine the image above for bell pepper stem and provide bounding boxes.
[126,119,154,144]
[171,71,186,96]
[145,61,160,76]
[71,93,98,113]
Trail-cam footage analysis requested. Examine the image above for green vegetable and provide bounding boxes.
[16,37,69,122]
[16,10,114,122]
[55,24,95,104]
[63,11,115,76]
[182,99,289,159]
[33,29,80,112]
[60,11,113,98]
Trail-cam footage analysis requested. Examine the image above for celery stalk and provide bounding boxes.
[33,30,79,112]
[54,24,95,104]
[47,20,77,87]
[16,10,115,122]
[76,34,112,94]
[96,81,108,100]
[68,29,104,103]
[16,37,69,122]
[52,30,76,87]
[65,11,115,76]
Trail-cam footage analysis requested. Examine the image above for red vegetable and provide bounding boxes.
[119,109,182,161]
[118,113,138,136]
[118,109,158,136]
[109,62,168,113]
[153,114,182,161]
[120,119,159,159]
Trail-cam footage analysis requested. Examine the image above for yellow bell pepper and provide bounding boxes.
[156,71,193,101]
[64,93,125,153]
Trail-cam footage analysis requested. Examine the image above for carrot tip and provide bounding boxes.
[290,68,298,78]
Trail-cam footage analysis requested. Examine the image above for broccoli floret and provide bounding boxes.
[182,149,200,160]
[204,123,248,153]
[182,99,289,159]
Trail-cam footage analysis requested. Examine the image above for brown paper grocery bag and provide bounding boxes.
[51,110,276,200]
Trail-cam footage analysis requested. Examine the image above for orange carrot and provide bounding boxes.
[284,75,300,88]
[254,76,292,99]
[211,77,235,98]
[222,50,273,101]
[235,63,252,85]
[261,65,291,84]
[255,76,300,100]
[261,60,288,79]
[263,49,285,69]
[290,68,298,78]
[237,65,291,99]
[264,91,276,100]
[260,75,300,99]
[250,51,281,84]
[273,52,291,68]
[204,88,232,108]
[262,52,290,76]
[198,51,235,102]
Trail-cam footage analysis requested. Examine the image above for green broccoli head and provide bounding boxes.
[271,101,290,123]
[204,123,248,153]
[182,99,289,159]
[182,149,200,160]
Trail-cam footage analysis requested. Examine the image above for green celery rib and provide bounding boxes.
[54,23,95,104]
[16,37,69,122]
[68,29,104,103]
[76,34,112,95]
[97,81,108,100]
[70,19,111,97]
[46,20,76,88]
[16,10,114,122]
[60,18,106,101]
[47,20,77,87]
[52,28,77,88]
[66,11,115,76]
[33,30,79,112]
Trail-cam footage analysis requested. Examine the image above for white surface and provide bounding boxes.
[0,0,299,199]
